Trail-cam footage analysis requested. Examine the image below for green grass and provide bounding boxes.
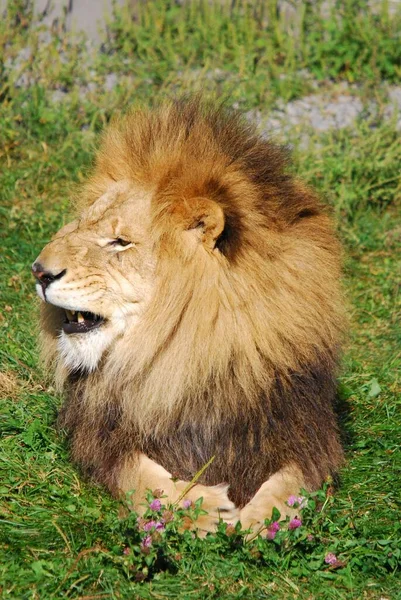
[1,1,400,598]
[2,0,401,109]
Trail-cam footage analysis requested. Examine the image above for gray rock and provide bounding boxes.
[261,89,364,137]
[388,86,401,109]
[51,89,69,103]
[104,72,118,91]
[15,73,31,88]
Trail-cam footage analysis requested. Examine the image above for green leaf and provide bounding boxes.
[367,378,381,398]
[271,507,281,522]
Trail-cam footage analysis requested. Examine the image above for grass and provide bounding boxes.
[0,1,400,598]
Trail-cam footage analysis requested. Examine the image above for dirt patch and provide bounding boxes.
[0,369,25,399]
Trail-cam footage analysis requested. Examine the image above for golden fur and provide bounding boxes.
[35,97,345,533]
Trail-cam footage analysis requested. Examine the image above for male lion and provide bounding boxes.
[33,98,345,534]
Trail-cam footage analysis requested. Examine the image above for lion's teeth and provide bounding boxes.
[77,312,84,323]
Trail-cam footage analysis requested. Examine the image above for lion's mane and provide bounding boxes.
[42,98,345,507]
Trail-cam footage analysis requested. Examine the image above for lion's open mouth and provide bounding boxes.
[63,310,105,334]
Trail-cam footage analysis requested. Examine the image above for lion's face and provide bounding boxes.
[33,183,155,372]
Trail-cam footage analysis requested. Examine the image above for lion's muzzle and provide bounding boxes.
[32,261,106,335]
[32,261,66,295]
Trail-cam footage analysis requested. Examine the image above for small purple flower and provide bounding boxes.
[287,495,306,508]
[288,517,302,530]
[325,552,338,565]
[142,519,165,532]
[182,499,192,509]
[266,521,280,540]
[140,535,152,551]
[149,499,162,511]
[143,520,157,531]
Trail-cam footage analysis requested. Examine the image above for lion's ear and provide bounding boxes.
[183,198,225,250]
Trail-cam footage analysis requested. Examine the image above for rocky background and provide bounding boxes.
[2,0,401,143]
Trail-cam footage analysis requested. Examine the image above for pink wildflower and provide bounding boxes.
[142,519,165,532]
[140,535,152,552]
[182,499,193,509]
[288,517,302,530]
[162,509,174,523]
[123,546,131,555]
[325,552,338,565]
[149,499,162,511]
[287,495,306,508]
[266,521,280,540]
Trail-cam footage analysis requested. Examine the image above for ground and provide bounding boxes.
[0,1,400,599]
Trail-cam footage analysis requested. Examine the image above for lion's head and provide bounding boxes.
[33,182,156,372]
[34,98,344,503]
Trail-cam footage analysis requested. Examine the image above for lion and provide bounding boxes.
[33,97,345,534]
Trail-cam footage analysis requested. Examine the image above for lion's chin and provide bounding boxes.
[57,324,117,373]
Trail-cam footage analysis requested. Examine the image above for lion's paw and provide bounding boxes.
[240,496,296,539]
[181,483,239,535]
[238,466,304,538]
[239,502,272,537]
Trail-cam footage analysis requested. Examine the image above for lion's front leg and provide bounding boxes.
[117,453,239,534]
[240,463,306,537]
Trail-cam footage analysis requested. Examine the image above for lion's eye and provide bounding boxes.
[108,238,132,247]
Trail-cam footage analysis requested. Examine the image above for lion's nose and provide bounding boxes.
[32,262,67,291]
